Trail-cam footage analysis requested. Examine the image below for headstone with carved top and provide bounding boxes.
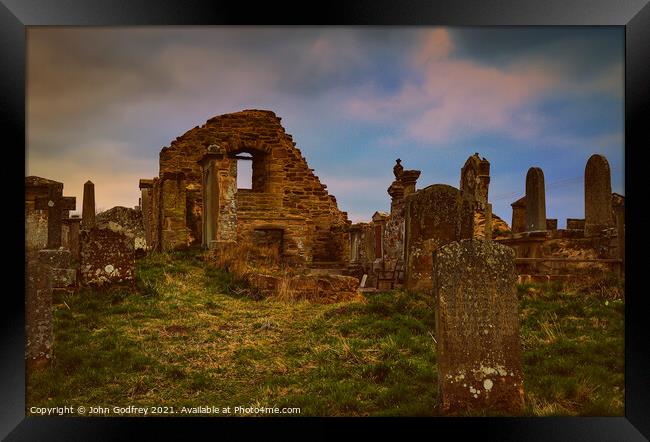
[34,183,76,249]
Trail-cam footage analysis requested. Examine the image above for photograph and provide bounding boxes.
[23,25,629,419]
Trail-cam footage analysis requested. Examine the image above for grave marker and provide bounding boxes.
[433,239,525,415]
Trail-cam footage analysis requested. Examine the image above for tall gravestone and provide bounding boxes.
[62,216,82,261]
[26,249,72,368]
[510,196,526,234]
[584,154,613,236]
[433,239,524,415]
[525,167,546,231]
[82,180,96,230]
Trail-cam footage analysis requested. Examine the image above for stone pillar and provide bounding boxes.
[525,167,546,231]
[26,249,72,368]
[198,146,224,248]
[433,239,524,415]
[150,177,161,251]
[400,170,421,198]
[510,197,526,234]
[139,179,154,249]
[211,151,239,245]
[82,180,96,230]
[160,172,191,251]
[388,181,405,215]
[585,154,614,236]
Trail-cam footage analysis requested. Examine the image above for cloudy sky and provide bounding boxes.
[26,27,624,226]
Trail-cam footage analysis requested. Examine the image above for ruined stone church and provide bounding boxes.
[139,110,351,267]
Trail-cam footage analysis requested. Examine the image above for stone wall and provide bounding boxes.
[145,109,350,264]
[159,172,191,251]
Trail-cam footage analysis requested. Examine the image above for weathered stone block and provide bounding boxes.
[50,268,77,288]
[80,223,135,286]
[38,249,71,269]
[566,218,585,230]
[546,219,558,231]
[433,239,524,415]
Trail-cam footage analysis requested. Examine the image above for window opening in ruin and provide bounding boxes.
[236,152,253,190]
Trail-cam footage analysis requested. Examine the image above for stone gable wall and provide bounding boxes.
[155,110,350,263]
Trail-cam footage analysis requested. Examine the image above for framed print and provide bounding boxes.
[3,0,650,439]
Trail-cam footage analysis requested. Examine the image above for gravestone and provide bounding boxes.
[510,196,526,234]
[26,249,72,368]
[584,154,613,236]
[525,167,546,231]
[62,216,82,261]
[404,184,474,291]
[80,222,136,286]
[34,183,76,249]
[82,180,96,230]
[433,239,524,415]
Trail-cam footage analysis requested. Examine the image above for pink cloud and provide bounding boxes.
[345,28,555,144]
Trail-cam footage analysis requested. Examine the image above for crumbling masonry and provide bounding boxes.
[140,110,350,267]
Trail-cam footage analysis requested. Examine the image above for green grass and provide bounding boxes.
[26,249,624,416]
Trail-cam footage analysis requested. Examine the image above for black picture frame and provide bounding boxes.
[3,0,649,439]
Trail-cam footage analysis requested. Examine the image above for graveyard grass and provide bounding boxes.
[27,249,624,417]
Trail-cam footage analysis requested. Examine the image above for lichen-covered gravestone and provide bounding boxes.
[404,184,474,291]
[80,222,135,286]
[26,249,72,368]
[433,239,524,415]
